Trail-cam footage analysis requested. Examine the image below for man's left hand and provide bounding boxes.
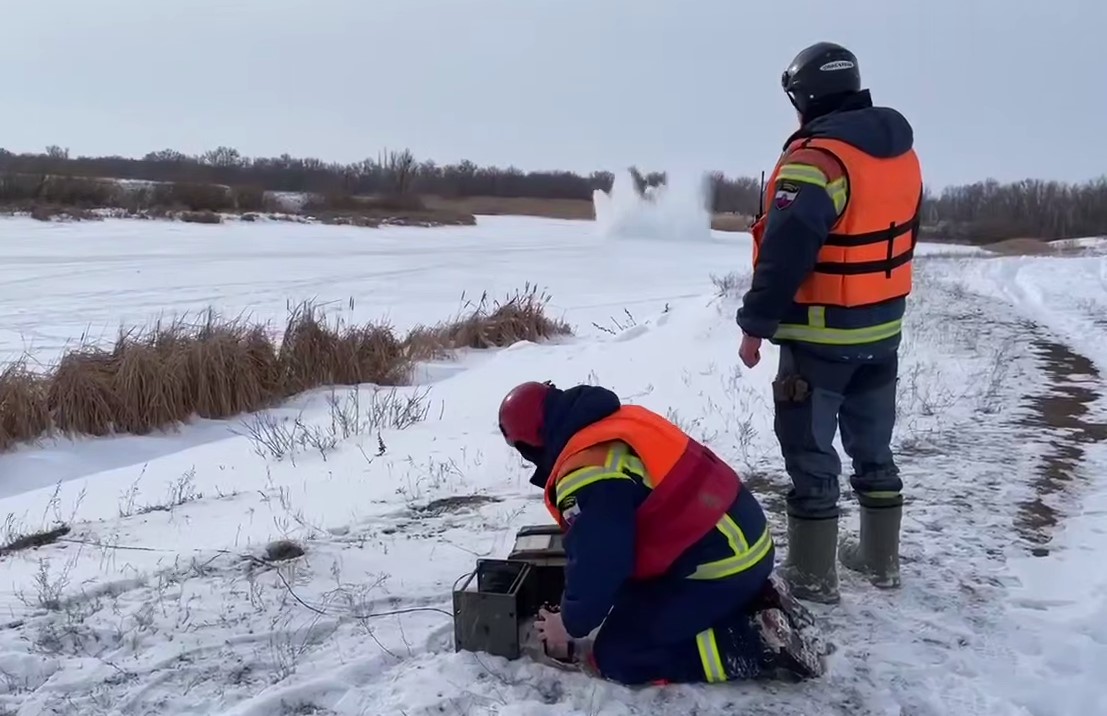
[535,607,571,659]
[739,333,763,368]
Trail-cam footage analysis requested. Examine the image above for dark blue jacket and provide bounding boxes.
[527,385,769,639]
[736,90,916,361]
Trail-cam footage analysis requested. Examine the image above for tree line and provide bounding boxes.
[1,145,1104,241]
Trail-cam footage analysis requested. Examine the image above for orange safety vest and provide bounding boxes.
[751,136,923,308]
[544,405,740,579]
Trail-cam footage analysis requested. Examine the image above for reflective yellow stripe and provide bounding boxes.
[556,442,771,583]
[556,466,632,505]
[862,490,901,500]
[604,441,629,468]
[715,514,749,554]
[616,453,648,486]
[777,163,828,188]
[773,318,903,345]
[778,164,848,213]
[696,628,727,683]
[687,525,774,580]
[808,306,826,329]
[555,442,636,505]
[827,176,848,214]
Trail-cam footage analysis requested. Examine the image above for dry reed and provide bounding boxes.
[0,285,571,452]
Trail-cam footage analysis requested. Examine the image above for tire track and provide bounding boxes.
[1015,337,1107,556]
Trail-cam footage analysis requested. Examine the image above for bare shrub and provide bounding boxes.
[154,182,233,212]
[711,213,753,232]
[1,166,475,227]
[302,192,361,213]
[29,205,61,222]
[7,142,1107,239]
[0,172,43,203]
[300,191,474,227]
[40,176,119,206]
[592,308,639,335]
[242,386,433,464]
[134,467,202,514]
[240,412,306,463]
[326,385,432,437]
[363,194,427,212]
[303,192,427,214]
[232,185,266,211]
[265,539,305,562]
[319,214,381,228]
[179,210,222,224]
[710,272,746,299]
[28,205,99,222]
[0,173,117,220]
[0,524,70,558]
[23,557,72,612]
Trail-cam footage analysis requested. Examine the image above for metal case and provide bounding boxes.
[452,524,567,660]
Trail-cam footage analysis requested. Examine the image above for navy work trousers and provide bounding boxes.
[772,343,903,519]
[589,549,774,685]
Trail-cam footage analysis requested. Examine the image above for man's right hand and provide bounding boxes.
[740,333,763,368]
[535,607,571,659]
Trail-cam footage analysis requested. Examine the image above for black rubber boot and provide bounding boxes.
[779,514,841,604]
[839,503,902,588]
[752,607,828,681]
[753,573,818,631]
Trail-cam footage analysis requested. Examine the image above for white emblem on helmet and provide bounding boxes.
[819,60,855,71]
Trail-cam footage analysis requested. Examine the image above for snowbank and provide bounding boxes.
[592,169,712,242]
[940,253,1107,373]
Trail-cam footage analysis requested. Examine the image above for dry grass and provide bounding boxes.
[6,178,756,230]
[0,173,477,228]
[405,285,572,359]
[289,192,476,228]
[426,195,756,231]
[425,195,597,220]
[179,210,223,224]
[983,237,1107,257]
[710,213,754,232]
[278,304,412,393]
[0,286,571,452]
[0,360,51,450]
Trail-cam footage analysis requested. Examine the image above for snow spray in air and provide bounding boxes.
[592,168,713,242]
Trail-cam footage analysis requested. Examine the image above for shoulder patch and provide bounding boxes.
[774,180,800,210]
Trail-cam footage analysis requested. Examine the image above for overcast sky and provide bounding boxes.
[2,0,1103,189]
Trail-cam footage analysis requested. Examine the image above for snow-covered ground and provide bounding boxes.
[0,185,1104,715]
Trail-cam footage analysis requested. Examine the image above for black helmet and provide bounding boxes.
[781,42,861,116]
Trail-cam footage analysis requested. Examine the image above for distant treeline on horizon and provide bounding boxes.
[2,144,1105,242]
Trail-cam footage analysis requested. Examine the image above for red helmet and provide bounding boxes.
[498,381,553,448]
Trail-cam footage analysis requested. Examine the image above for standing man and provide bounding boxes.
[735,42,922,604]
